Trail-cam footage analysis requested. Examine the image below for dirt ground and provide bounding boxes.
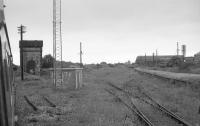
[15,65,200,126]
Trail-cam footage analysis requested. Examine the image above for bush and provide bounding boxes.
[108,64,115,67]
[167,56,183,67]
[42,54,54,68]
[178,62,193,72]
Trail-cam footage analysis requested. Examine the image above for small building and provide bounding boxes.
[184,57,194,63]
[135,55,183,67]
[19,40,43,75]
[194,52,200,64]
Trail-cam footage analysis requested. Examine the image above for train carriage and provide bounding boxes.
[0,0,15,126]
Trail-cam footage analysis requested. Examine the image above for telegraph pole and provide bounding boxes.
[156,49,158,66]
[18,25,26,80]
[152,53,155,66]
[177,42,179,56]
[80,42,83,67]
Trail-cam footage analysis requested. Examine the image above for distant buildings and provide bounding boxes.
[184,57,194,63]
[135,55,184,67]
[19,40,43,75]
[194,52,200,64]
[136,52,200,67]
[136,43,200,66]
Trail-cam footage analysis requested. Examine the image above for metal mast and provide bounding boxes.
[53,0,63,87]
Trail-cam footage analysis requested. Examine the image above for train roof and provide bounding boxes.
[0,0,12,57]
[0,0,5,23]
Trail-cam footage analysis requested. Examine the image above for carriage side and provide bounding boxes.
[0,0,14,126]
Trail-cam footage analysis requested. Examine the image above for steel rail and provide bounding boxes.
[106,82,193,126]
[104,88,155,126]
[143,92,193,126]
[42,96,56,108]
[24,96,38,111]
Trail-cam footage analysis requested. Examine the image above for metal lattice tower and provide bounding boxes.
[53,0,63,87]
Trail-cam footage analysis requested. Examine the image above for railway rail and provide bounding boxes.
[24,95,57,112]
[42,96,56,108]
[104,88,154,126]
[106,82,193,126]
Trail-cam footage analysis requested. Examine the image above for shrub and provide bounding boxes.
[167,56,183,67]
[178,62,193,72]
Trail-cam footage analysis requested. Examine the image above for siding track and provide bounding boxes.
[106,82,193,126]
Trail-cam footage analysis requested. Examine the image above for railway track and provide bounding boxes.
[24,95,57,112]
[104,88,154,126]
[106,82,193,126]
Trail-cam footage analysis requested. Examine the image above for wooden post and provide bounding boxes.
[152,53,155,66]
[75,71,78,89]
[80,70,83,87]
[145,53,146,66]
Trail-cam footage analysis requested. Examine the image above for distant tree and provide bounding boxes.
[42,54,54,68]
[167,56,182,67]
[26,59,36,74]
[100,62,107,65]
[96,63,102,69]
[108,63,115,67]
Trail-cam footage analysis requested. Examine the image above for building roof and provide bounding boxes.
[136,55,183,62]
[137,55,182,60]
[19,40,43,48]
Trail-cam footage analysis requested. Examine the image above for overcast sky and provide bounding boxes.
[4,0,200,64]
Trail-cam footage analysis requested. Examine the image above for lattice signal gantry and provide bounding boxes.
[53,0,63,87]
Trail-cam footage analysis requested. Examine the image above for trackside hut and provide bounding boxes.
[19,40,43,75]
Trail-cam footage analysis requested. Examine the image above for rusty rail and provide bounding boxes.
[42,96,56,108]
[106,82,193,126]
[24,96,38,111]
[104,88,155,126]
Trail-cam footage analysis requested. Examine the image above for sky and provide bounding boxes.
[4,0,200,65]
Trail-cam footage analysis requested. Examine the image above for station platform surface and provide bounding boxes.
[135,67,200,83]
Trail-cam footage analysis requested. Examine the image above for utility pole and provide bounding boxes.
[18,25,26,80]
[80,42,83,67]
[156,49,158,66]
[145,53,146,66]
[152,53,155,66]
[177,42,179,56]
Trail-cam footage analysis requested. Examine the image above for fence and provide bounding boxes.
[47,68,83,89]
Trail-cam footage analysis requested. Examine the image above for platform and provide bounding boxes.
[135,67,200,84]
